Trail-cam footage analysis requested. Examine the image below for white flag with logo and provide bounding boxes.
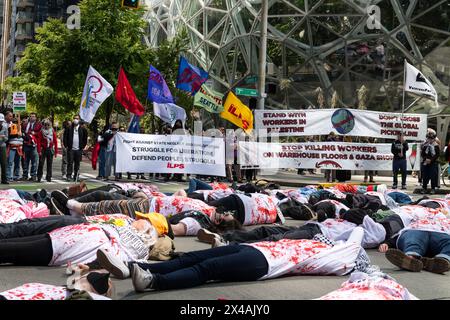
[153,102,187,127]
[80,66,113,123]
[405,61,438,107]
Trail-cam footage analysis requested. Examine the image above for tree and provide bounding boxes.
[5,0,191,130]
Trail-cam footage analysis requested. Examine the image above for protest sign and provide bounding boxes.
[239,141,420,171]
[115,132,225,176]
[254,109,427,140]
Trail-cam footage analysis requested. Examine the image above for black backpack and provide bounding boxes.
[278,198,315,220]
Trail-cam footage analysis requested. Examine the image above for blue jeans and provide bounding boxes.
[22,145,39,178]
[7,148,21,180]
[134,245,268,290]
[398,230,450,261]
[392,159,407,186]
[105,150,118,178]
[187,178,213,193]
[98,146,106,178]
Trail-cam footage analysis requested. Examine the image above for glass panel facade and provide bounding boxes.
[144,0,450,114]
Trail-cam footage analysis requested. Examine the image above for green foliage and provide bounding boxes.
[5,0,191,130]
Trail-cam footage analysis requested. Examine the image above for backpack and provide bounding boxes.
[278,198,315,220]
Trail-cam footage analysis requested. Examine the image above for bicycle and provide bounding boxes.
[441,162,449,187]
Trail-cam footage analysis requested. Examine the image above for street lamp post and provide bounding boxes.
[257,0,268,110]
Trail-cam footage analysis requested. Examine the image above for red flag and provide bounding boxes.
[115,67,144,116]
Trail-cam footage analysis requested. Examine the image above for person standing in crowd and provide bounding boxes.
[37,119,58,182]
[0,114,9,184]
[21,112,41,181]
[420,128,440,194]
[5,111,22,182]
[60,120,71,179]
[362,137,375,183]
[104,122,120,181]
[391,133,409,190]
[96,124,109,180]
[170,120,187,182]
[64,115,88,181]
[325,132,337,182]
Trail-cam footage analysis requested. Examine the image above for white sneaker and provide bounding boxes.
[96,249,130,279]
[132,263,154,292]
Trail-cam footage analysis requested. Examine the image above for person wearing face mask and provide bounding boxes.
[420,128,440,194]
[63,115,88,181]
[21,113,42,181]
[103,122,120,181]
[37,120,58,182]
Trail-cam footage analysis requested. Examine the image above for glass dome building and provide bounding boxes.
[143,1,449,121]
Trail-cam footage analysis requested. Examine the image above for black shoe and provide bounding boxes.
[50,190,69,215]
[421,257,450,274]
[46,178,51,182]
[385,249,423,272]
[430,189,436,195]
[127,174,132,180]
[28,177,33,181]
[140,175,147,180]
[401,185,407,190]
[39,189,49,200]
[419,188,427,194]
[392,185,397,189]
[37,178,42,183]
[1,180,9,185]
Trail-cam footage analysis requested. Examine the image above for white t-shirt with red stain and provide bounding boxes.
[418,198,450,215]
[402,213,450,235]
[236,193,280,226]
[0,189,26,204]
[0,283,110,300]
[149,196,216,217]
[48,223,125,266]
[245,238,361,280]
[392,205,441,228]
[194,188,234,201]
[269,189,309,204]
[307,217,386,249]
[0,198,26,223]
[315,199,350,218]
[318,272,418,300]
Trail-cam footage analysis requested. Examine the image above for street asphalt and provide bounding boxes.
[0,157,449,300]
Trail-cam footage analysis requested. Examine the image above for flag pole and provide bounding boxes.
[400,59,407,155]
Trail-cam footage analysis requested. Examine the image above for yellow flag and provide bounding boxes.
[220,92,254,133]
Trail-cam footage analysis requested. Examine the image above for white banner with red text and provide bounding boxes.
[115,132,226,176]
[254,109,427,140]
[239,141,420,171]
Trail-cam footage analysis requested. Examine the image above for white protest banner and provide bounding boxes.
[115,132,225,176]
[80,66,113,123]
[254,109,427,140]
[239,141,420,171]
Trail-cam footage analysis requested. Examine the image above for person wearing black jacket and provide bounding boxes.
[63,115,88,181]
[391,134,409,189]
[420,129,440,194]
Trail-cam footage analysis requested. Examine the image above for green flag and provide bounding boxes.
[194,84,224,113]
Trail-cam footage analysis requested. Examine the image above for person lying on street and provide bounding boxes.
[0,214,159,267]
[96,227,371,293]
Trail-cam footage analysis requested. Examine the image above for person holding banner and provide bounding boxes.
[391,133,409,190]
[420,129,440,194]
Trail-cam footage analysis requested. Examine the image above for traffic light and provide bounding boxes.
[121,0,139,9]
